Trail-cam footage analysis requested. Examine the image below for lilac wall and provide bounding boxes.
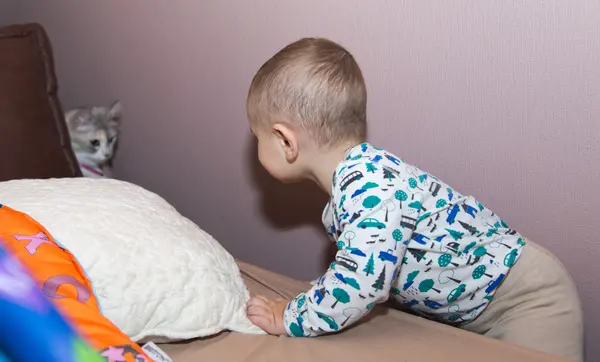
[12,1,600,358]
[0,1,17,24]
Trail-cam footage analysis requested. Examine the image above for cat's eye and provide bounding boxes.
[90,139,100,147]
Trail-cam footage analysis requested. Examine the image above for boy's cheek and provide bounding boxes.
[257,153,275,175]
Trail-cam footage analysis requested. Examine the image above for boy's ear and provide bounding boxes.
[272,123,299,163]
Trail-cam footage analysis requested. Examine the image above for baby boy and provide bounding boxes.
[245,38,583,361]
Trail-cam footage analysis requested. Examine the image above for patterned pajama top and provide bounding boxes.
[283,142,526,337]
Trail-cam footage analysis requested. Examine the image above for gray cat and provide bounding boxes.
[64,101,122,178]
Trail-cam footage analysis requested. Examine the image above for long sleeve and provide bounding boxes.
[283,158,420,337]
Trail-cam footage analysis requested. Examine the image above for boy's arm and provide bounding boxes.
[283,161,417,337]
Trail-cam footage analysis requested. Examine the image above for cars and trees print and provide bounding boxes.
[392,229,403,248]
[363,253,375,276]
[372,266,386,292]
[472,265,493,280]
[403,270,420,290]
[341,307,362,327]
[419,279,441,293]
[331,288,351,308]
[362,195,382,208]
[438,269,462,285]
[283,143,526,337]
[378,249,398,264]
[357,218,386,229]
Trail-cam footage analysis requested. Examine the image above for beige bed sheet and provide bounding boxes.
[158,260,566,362]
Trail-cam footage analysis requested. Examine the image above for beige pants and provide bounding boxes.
[462,240,584,361]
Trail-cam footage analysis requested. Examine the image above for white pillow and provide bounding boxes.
[0,177,264,342]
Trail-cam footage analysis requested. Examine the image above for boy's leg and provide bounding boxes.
[462,240,584,362]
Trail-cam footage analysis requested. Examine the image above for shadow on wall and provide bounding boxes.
[245,136,336,269]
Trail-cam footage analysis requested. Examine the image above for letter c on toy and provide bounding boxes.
[43,275,91,303]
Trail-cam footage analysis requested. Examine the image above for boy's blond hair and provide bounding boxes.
[247,37,367,146]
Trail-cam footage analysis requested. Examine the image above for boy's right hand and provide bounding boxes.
[246,295,288,336]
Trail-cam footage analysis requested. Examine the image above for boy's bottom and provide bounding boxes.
[461,240,584,361]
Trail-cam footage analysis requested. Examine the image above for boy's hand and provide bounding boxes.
[246,295,288,336]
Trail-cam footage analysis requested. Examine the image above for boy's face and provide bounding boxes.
[250,121,304,183]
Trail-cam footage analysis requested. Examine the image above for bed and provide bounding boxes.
[0,22,566,362]
[158,260,566,361]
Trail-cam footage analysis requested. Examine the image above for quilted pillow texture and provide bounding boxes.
[0,178,264,342]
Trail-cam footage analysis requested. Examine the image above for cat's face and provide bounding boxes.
[65,101,122,164]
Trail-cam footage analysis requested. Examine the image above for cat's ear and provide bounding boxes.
[65,109,93,131]
[108,100,122,123]
[64,109,77,127]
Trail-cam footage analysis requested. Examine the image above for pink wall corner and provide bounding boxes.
[10,1,600,359]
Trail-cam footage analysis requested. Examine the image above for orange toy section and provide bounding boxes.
[0,205,152,362]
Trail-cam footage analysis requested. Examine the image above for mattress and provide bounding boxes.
[158,260,566,362]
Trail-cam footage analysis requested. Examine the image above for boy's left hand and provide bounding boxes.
[246,295,288,336]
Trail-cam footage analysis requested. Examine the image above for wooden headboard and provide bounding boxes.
[0,23,81,181]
